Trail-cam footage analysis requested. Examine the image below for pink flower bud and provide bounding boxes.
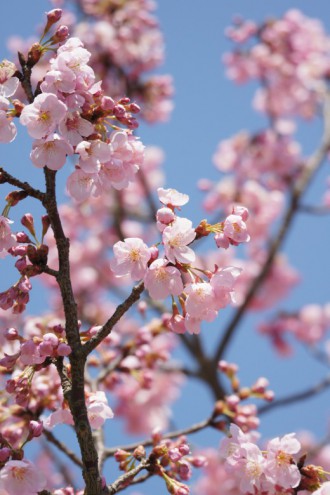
[43,332,59,347]
[101,96,115,110]
[28,420,43,438]
[157,207,175,225]
[15,257,27,272]
[113,104,126,118]
[16,232,31,243]
[4,327,18,340]
[53,25,69,43]
[0,447,11,462]
[21,213,36,237]
[46,8,62,23]
[148,245,159,262]
[129,102,141,114]
[57,343,72,356]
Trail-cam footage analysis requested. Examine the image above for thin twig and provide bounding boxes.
[258,374,330,414]
[0,167,45,202]
[82,281,145,356]
[107,458,152,495]
[105,416,213,458]
[43,429,83,467]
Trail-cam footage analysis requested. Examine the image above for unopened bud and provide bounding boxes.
[21,213,36,237]
[101,96,115,111]
[27,43,43,65]
[46,8,62,24]
[0,447,11,462]
[28,420,43,438]
[133,445,146,460]
[12,100,24,117]
[129,102,141,114]
[5,190,28,206]
[41,215,50,239]
[52,25,69,43]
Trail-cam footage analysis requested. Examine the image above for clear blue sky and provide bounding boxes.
[1,1,330,492]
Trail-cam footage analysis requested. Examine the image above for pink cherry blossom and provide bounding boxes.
[66,168,100,202]
[157,187,189,209]
[44,408,74,429]
[163,217,196,264]
[0,97,16,143]
[210,266,242,309]
[0,60,19,97]
[313,482,330,495]
[184,310,217,334]
[58,112,94,146]
[110,238,151,280]
[76,139,111,173]
[20,93,67,139]
[86,391,114,428]
[144,258,184,299]
[265,433,301,489]
[0,216,16,256]
[0,459,46,495]
[184,283,217,318]
[30,133,73,170]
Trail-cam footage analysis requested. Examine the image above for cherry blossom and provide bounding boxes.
[30,133,73,170]
[158,187,189,209]
[144,258,184,300]
[0,97,17,143]
[110,237,151,280]
[20,93,67,139]
[163,217,196,264]
[0,459,46,495]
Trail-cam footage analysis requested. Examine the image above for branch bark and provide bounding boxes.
[43,168,103,495]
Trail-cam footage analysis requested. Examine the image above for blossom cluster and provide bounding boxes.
[260,302,330,355]
[115,435,207,495]
[224,9,330,120]
[110,187,249,334]
[67,0,174,122]
[19,34,144,201]
[220,424,303,494]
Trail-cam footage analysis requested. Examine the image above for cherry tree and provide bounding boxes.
[0,2,330,495]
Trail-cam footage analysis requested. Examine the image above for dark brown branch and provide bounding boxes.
[258,374,330,415]
[42,436,79,486]
[115,471,153,492]
[107,458,152,495]
[0,167,45,202]
[82,281,145,356]
[213,92,330,364]
[43,168,102,494]
[17,51,35,103]
[43,429,83,467]
[105,416,213,458]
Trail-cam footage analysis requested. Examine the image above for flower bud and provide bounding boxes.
[0,447,11,462]
[46,8,62,24]
[21,214,36,237]
[52,25,69,43]
[28,420,43,438]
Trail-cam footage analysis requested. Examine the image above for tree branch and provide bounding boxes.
[82,281,145,356]
[43,429,83,467]
[105,416,213,458]
[213,92,330,364]
[43,168,103,494]
[258,374,330,414]
[0,167,45,202]
[107,458,152,495]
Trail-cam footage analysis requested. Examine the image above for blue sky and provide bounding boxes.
[1,1,330,492]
